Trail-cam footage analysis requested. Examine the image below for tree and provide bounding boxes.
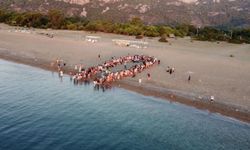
[66,24,77,30]
[143,26,159,37]
[158,26,175,36]
[129,17,143,27]
[0,9,7,22]
[48,9,65,29]
[159,34,168,42]
[176,24,190,37]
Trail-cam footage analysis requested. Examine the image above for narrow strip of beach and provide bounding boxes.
[0,24,250,122]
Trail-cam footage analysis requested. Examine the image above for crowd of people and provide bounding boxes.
[51,55,181,87]
[166,66,175,75]
[51,55,215,101]
[51,58,67,77]
[69,55,159,86]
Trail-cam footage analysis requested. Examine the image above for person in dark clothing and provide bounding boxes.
[147,73,151,80]
[166,66,170,73]
[124,62,127,69]
[188,75,191,82]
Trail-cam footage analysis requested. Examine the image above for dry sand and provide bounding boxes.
[0,24,250,122]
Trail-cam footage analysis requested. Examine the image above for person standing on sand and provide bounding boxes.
[74,65,78,72]
[188,75,191,82]
[169,68,173,74]
[56,58,59,65]
[169,67,175,75]
[147,73,151,80]
[124,62,127,69]
[78,65,82,73]
[98,54,101,59]
[57,63,61,71]
[59,70,63,77]
[172,67,175,74]
[139,78,142,84]
[166,66,170,73]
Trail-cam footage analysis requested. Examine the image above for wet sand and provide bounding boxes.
[0,23,250,122]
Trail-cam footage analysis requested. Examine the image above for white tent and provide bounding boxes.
[85,36,101,43]
[112,39,148,49]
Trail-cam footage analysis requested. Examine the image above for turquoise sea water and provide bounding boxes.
[0,59,249,150]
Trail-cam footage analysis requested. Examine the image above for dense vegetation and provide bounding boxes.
[0,9,249,44]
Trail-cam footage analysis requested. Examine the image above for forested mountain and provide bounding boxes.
[0,0,249,27]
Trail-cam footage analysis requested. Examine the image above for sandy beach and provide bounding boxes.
[0,23,250,122]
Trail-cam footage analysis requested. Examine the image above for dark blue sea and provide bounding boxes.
[0,59,249,150]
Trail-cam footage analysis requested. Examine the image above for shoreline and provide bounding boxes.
[1,53,250,123]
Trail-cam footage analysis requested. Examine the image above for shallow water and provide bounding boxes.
[0,59,250,150]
